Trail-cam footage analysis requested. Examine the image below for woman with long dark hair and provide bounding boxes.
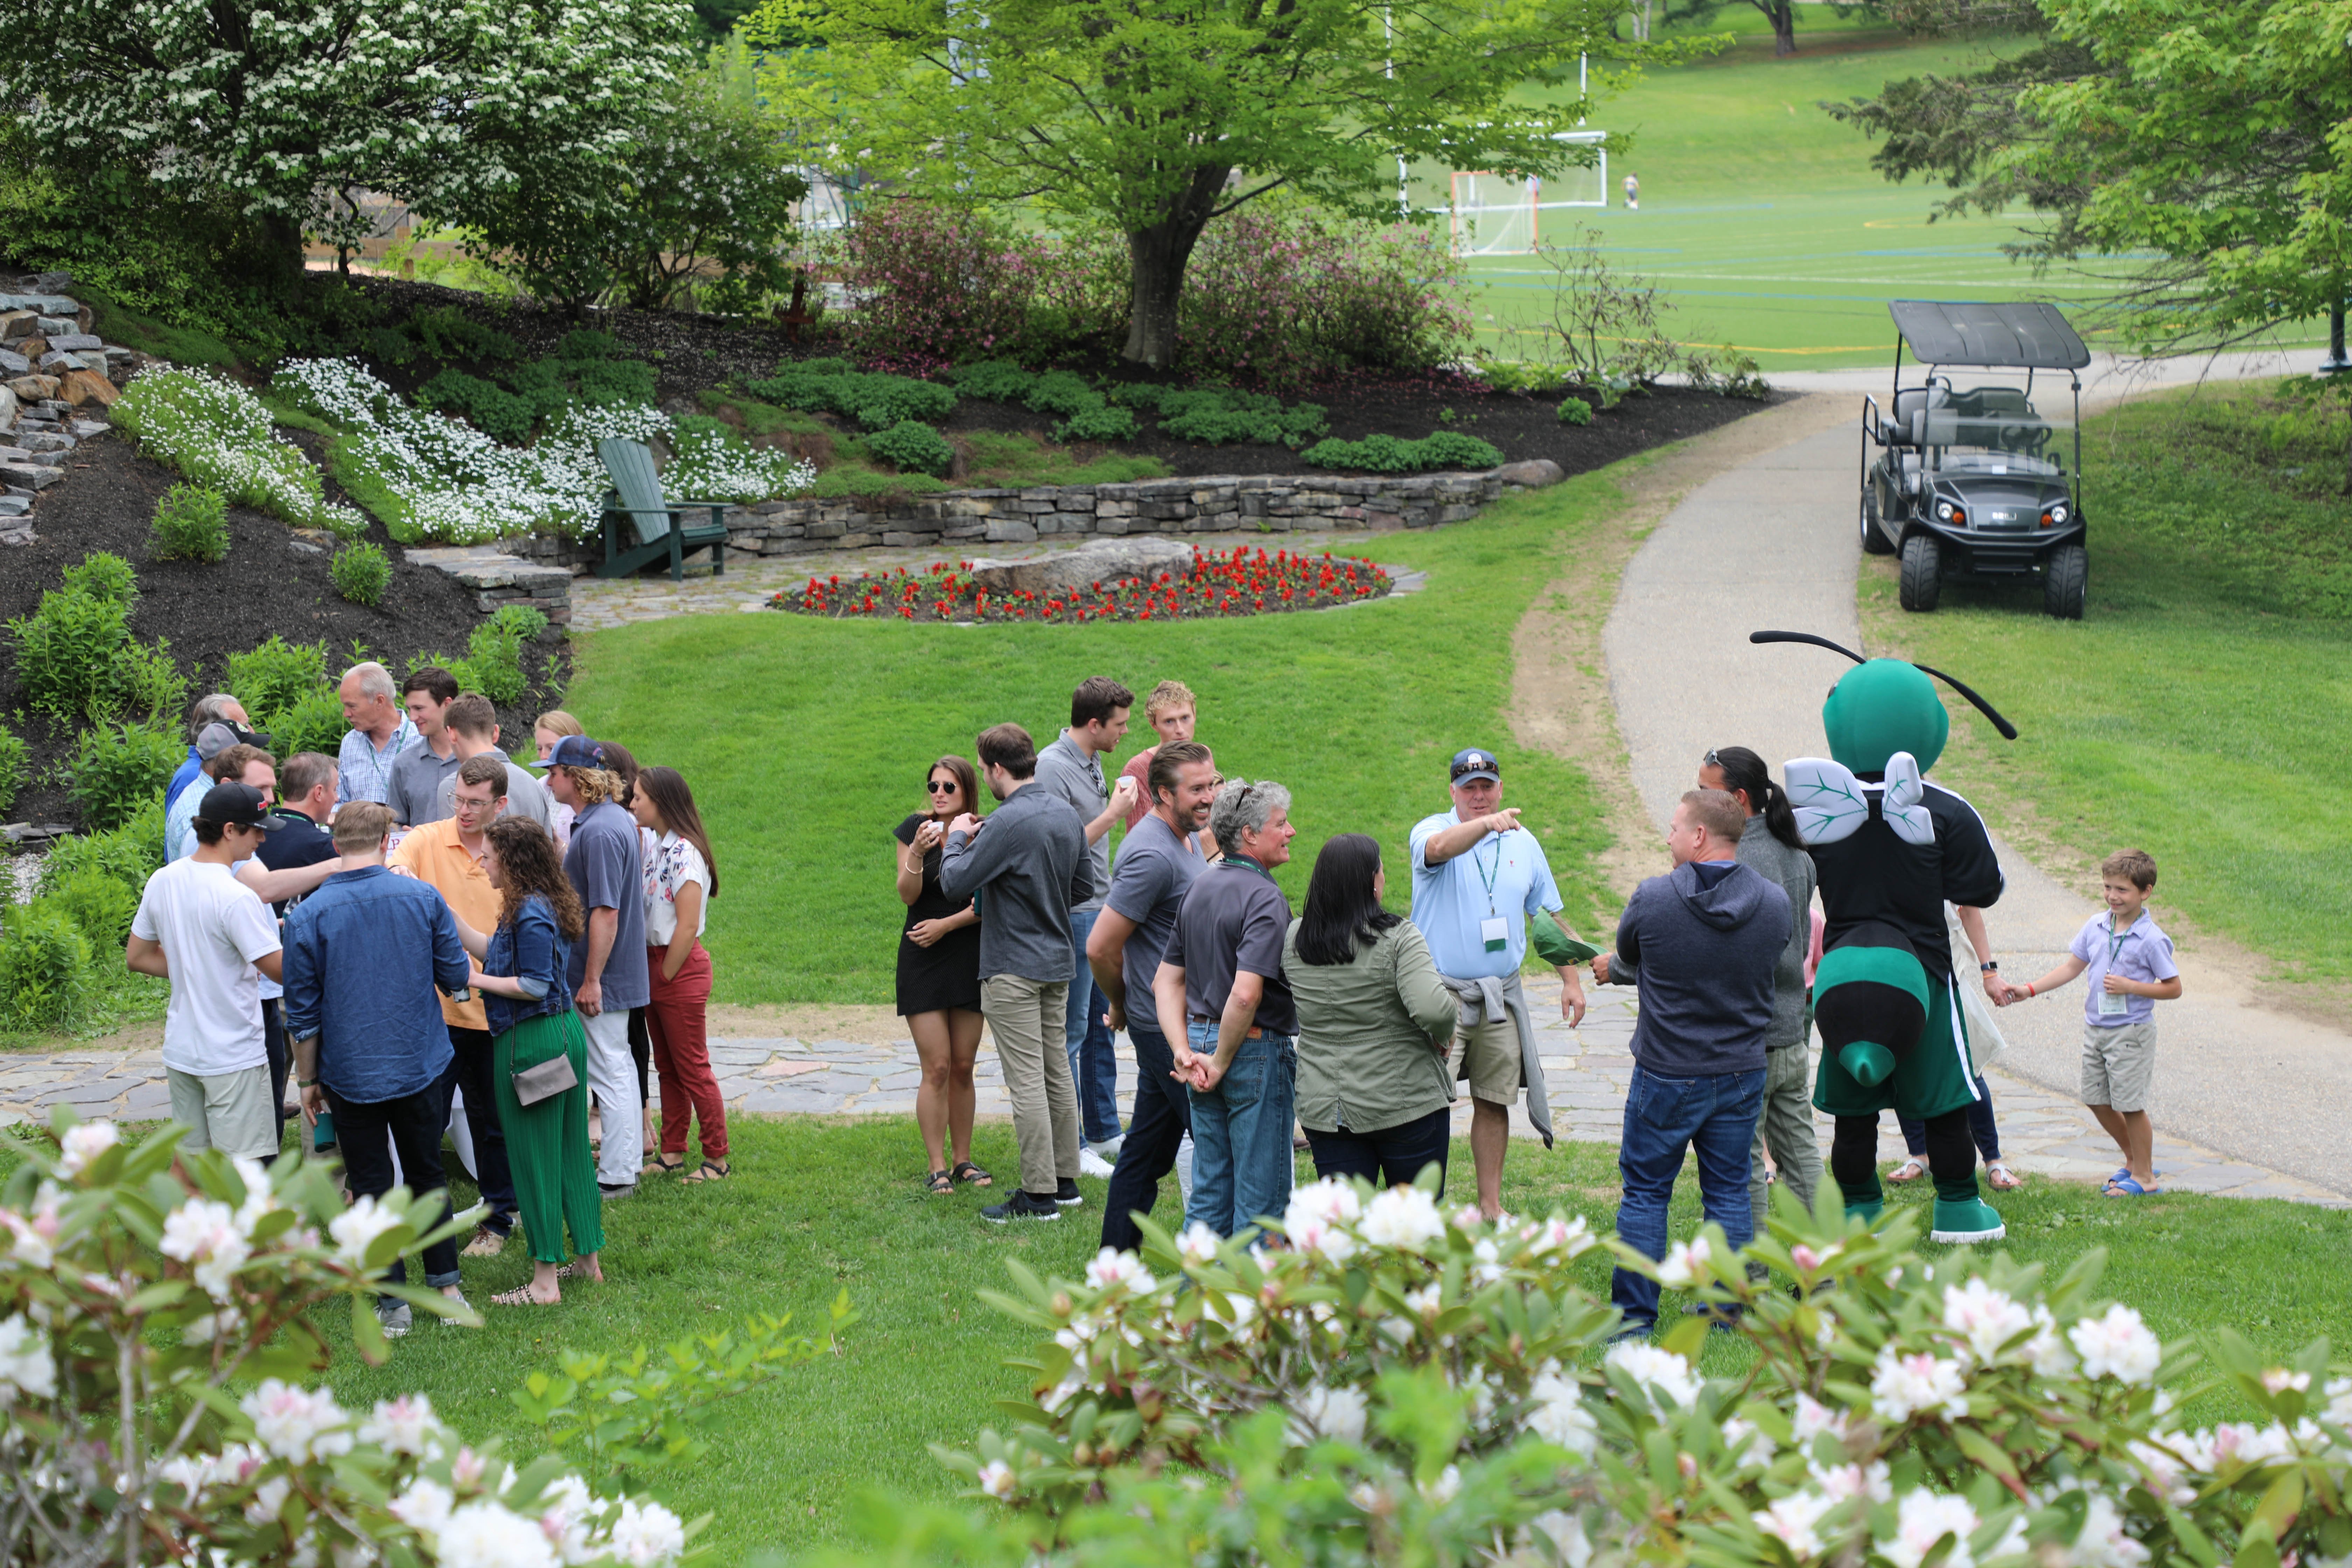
[894,755,987,1193]
[631,765,728,1182]
[1283,833,1460,1192]
[459,817,602,1307]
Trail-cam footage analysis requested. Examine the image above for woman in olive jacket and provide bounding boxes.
[1284,833,1462,1194]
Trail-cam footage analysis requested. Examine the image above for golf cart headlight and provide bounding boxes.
[1935,500,1955,521]
[2050,503,2070,524]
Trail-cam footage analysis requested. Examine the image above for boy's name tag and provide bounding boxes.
[1480,916,1510,953]
[2099,988,2129,1017]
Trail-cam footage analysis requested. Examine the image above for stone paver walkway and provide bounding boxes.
[7,993,2337,1205]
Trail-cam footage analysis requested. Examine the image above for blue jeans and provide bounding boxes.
[1610,1063,1764,1334]
[1183,1024,1296,1238]
[1101,1020,1188,1253]
[1065,910,1123,1145]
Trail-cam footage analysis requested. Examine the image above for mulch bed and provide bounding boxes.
[1,432,566,830]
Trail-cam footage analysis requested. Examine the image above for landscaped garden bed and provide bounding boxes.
[773,546,1393,623]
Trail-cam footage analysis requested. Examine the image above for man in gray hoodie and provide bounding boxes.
[1599,788,1789,1337]
[940,722,1092,1224]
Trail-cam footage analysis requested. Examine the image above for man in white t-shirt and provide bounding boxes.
[128,783,287,1161]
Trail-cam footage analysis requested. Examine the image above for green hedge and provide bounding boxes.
[1300,430,1504,474]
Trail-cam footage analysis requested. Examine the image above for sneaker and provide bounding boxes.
[599,1181,636,1202]
[1077,1148,1117,1179]
[441,1292,475,1326]
[461,1226,508,1258]
[981,1191,1063,1224]
[1092,1134,1126,1162]
[376,1301,413,1339]
[1054,1178,1084,1206]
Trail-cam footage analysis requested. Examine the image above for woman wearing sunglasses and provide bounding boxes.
[895,755,989,1193]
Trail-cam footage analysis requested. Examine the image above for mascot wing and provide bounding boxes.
[1785,755,1937,848]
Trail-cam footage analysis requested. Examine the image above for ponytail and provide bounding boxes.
[1706,745,1804,850]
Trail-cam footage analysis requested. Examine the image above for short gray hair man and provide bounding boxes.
[1208,779,1291,859]
[343,662,396,704]
[188,692,246,741]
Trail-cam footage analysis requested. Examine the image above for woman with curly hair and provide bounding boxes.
[456,817,604,1306]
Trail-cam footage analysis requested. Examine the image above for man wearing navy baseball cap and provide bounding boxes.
[1407,747,1590,1217]
[541,735,651,1196]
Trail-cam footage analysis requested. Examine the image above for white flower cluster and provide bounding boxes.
[273,358,812,545]
[112,367,364,535]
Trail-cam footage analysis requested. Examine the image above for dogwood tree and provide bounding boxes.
[5,0,697,279]
[753,0,1704,368]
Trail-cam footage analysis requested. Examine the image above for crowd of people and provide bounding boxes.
[133,664,721,1330]
[896,676,2183,1315]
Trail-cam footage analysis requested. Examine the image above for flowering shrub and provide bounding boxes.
[835,204,1129,365]
[113,368,363,537]
[0,1110,838,1567]
[897,1178,2352,1568]
[274,359,812,545]
[771,547,1393,624]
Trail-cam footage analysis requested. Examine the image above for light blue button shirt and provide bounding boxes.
[1408,810,1563,979]
[336,716,419,806]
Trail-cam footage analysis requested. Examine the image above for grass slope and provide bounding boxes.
[279,1118,2352,1566]
[1863,383,2352,982]
[564,476,1625,1008]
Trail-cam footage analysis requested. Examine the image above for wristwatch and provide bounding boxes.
[1979,961,1999,972]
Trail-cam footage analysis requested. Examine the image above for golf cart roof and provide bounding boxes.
[1888,300,2091,370]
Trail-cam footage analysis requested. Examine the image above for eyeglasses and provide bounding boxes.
[926,779,958,794]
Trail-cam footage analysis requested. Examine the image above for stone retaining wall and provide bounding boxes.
[505,460,1563,571]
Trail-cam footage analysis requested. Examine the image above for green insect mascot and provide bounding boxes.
[1752,631,2015,1244]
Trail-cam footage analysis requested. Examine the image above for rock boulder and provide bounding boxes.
[0,386,15,433]
[58,369,119,408]
[7,375,59,402]
[967,536,1197,597]
[1493,458,1566,488]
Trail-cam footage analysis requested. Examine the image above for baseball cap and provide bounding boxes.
[531,735,607,771]
[196,782,274,830]
[1449,748,1500,786]
[196,720,269,760]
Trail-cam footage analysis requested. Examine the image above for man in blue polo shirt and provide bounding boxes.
[1409,747,1588,1219]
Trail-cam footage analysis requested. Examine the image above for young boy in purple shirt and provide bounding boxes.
[2013,848,2181,1196]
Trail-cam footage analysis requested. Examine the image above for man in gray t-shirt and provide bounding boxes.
[432,694,555,834]
[1029,676,1137,1162]
[1086,741,1215,1251]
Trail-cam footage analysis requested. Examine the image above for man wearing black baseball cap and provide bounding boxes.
[128,783,286,1163]
[1407,747,1590,1218]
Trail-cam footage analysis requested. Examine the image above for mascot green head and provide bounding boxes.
[1823,659,1950,774]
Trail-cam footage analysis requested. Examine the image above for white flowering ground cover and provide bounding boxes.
[111,367,368,537]
[272,359,816,545]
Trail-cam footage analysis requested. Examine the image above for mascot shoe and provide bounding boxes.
[1845,1197,1886,1225]
[1929,1197,2007,1244]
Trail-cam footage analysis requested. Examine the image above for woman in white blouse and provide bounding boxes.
[630,766,728,1181]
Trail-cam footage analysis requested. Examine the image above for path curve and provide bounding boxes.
[1600,357,2352,1203]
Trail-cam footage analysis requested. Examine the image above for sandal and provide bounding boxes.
[681,1159,731,1183]
[1885,1158,1927,1185]
[925,1169,954,1195]
[2104,1175,2161,1197]
[555,1261,602,1282]
[1984,1161,2024,1191]
[951,1160,993,1189]
[492,1284,559,1307]
[642,1154,687,1176]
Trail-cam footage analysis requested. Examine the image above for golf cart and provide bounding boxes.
[1861,300,2091,619]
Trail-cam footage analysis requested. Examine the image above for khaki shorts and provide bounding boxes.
[1450,1016,1522,1106]
[2080,1021,2157,1113]
[167,1064,280,1161]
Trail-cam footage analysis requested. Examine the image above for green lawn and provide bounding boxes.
[564,474,1627,1008]
[278,1118,2352,1567]
[1863,383,2352,982]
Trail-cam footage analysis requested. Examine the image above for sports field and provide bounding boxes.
[1464,13,2331,370]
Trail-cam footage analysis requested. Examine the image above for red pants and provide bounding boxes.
[645,944,726,1162]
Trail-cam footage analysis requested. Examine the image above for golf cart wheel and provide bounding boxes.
[2044,542,2087,620]
[1861,493,1894,555]
[1898,533,1941,612]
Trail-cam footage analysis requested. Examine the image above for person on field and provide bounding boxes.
[939,723,1091,1224]
[631,766,728,1183]
[896,755,988,1194]
[386,666,463,827]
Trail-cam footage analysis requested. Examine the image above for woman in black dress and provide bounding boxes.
[895,755,988,1193]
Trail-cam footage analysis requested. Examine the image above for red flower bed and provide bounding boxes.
[769,546,1393,624]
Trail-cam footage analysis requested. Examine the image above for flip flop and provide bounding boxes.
[681,1159,731,1183]
[1884,1158,1926,1185]
[951,1160,993,1189]
[1984,1161,2024,1191]
[2109,1166,2163,1184]
[642,1154,687,1176]
[2104,1175,2161,1196]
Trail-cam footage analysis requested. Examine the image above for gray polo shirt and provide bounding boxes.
[1032,731,1110,911]
[432,750,556,835]
[386,734,463,826]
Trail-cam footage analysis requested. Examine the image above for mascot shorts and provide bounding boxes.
[1813,970,1979,1121]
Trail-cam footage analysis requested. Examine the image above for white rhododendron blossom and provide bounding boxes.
[1754,1489,1836,1558]
[328,1195,405,1269]
[605,1498,688,1566]
[1870,1346,1970,1424]
[1792,1391,1850,1444]
[0,1313,58,1403]
[56,1120,120,1178]
[2066,1491,2151,1568]
[1811,1458,1893,1506]
[160,1197,252,1302]
[1879,1489,1980,1568]
[1604,1343,1702,1410]
[432,1499,559,1568]
[1524,1213,1595,1258]
[1175,1222,1224,1264]
[1530,1509,1593,1568]
[358,1394,444,1457]
[1282,1180,1363,1262]
[1526,1372,1599,1456]
[2028,1304,2076,1378]
[243,1380,356,1464]
[1358,1185,1446,1251]
[1720,1416,1775,1463]
[977,1459,1017,1499]
[1942,1278,2034,1364]
[1657,1236,1713,1288]
[2070,1304,2163,1385]
[389,1478,457,1535]
[1292,1384,1369,1446]
[2261,1368,2311,1396]
[1084,1248,1155,1294]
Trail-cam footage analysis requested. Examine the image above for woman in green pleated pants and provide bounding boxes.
[457,816,604,1306]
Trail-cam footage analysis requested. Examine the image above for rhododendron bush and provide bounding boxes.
[0,1110,828,1568]
[882,1179,2352,1568]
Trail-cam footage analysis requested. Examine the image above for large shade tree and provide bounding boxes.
[4,0,697,280]
[753,0,1701,368]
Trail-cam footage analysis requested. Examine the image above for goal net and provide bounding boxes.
[1405,131,1609,257]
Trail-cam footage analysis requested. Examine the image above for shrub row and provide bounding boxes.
[0,790,165,1029]
[742,358,960,432]
[1300,430,1504,473]
[414,329,657,444]
[4,552,188,729]
[1111,383,1330,448]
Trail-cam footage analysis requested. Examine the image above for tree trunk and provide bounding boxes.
[1769,0,1797,55]
[261,214,308,292]
[1121,165,1234,369]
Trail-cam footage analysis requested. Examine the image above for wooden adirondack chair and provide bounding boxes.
[594,438,729,581]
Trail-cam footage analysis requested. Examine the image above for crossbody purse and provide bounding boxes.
[510,1046,578,1107]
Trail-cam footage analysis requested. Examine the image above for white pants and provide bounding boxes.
[580,1006,640,1188]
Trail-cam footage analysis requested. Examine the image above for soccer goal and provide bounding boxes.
[1407,131,1609,258]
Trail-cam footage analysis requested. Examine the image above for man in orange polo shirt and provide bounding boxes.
[390,752,517,1256]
